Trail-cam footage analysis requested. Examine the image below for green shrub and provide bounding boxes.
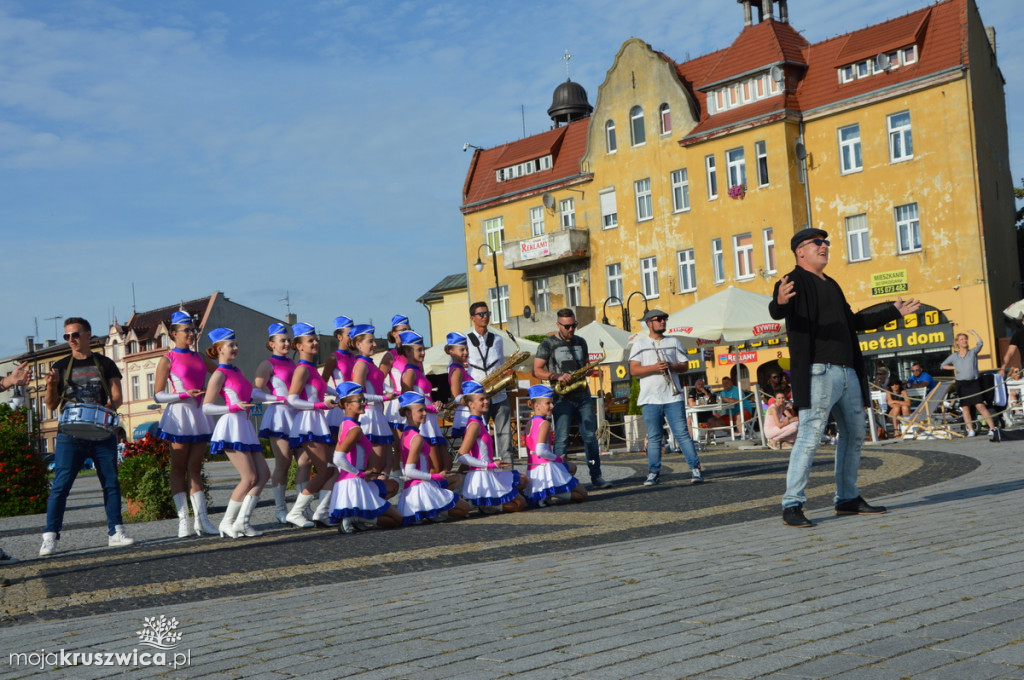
[0,404,49,517]
[119,434,176,522]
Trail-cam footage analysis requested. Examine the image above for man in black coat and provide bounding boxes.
[769,228,920,528]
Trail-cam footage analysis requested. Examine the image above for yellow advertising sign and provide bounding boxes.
[870,269,908,297]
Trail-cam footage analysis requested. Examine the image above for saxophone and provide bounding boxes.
[554,341,606,395]
[478,332,532,397]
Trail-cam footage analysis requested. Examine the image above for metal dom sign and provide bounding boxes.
[857,323,954,355]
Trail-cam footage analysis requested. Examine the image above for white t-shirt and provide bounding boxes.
[465,329,507,404]
[629,335,685,405]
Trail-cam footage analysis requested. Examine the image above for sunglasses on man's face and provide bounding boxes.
[559,323,578,329]
[474,311,491,317]
[801,238,830,248]
[63,332,82,341]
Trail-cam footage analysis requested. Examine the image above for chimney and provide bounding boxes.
[25,336,34,353]
[738,0,752,26]
[779,0,788,23]
[761,0,772,21]
[34,343,43,352]
[46,339,56,348]
[285,313,297,325]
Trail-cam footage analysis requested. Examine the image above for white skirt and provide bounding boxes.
[526,461,579,504]
[398,480,458,525]
[383,398,404,431]
[326,407,345,436]
[258,402,294,441]
[450,406,469,438]
[359,404,394,444]
[289,409,332,448]
[210,411,262,454]
[329,477,390,521]
[462,469,520,507]
[420,411,446,446]
[157,401,213,443]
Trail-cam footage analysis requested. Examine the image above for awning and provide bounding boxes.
[132,421,160,440]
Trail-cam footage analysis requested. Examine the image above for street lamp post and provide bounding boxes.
[601,296,626,328]
[625,291,650,333]
[474,243,503,329]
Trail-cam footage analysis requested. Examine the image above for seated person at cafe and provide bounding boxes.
[764,390,799,449]
[718,376,753,434]
[905,362,936,393]
[887,378,912,436]
[687,378,728,432]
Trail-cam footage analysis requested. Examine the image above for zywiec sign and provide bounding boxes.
[858,323,953,355]
[751,323,782,336]
[870,269,909,297]
[519,235,550,260]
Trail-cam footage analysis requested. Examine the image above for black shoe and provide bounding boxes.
[782,505,813,528]
[834,496,886,515]
[591,476,613,489]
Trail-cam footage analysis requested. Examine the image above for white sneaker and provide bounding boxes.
[691,468,704,484]
[966,429,977,437]
[108,525,135,547]
[39,532,58,557]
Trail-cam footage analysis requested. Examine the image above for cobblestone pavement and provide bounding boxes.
[0,438,1021,679]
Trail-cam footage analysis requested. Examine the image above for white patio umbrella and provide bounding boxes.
[421,326,539,375]
[1003,298,1024,322]
[575,320,634,363]
[655,285,786,347]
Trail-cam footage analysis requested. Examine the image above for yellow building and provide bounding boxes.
[416,273,469,346]
[460,0,1017,395]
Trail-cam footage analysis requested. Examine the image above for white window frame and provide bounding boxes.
[671,169,690,213]
[566,272,582,307]
[599,188,618,229]
[488,284,510,323]
[534,277,550,313]
[888,111,913,163]
[630,106,645,146]
[845,213,871,262]
[676,249,696,293]
[733,233,755,280]
[659,103,671,135]
[838,124,863,174]
[146,372,155,398]
[705,155,718,200]
[131,375,140,401]
[763,228,776,274]
[484,217,504,253]
[641,256,659,299]
[529,206,545,236]
[559,198,575,229]
[894,203,921,254]
[711,239,725,284]
[605,119,617,153]
[606,263,623,302]
[634,178,652,222]
[726,147,746,189]
[755,140,769,187]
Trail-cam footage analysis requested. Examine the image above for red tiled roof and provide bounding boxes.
[834,8,931,66]
[703,20,809,87]
[124,296,214,342]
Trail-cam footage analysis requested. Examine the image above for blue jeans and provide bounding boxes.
[46,433,124,537]
[642,400,700,474]
[553,394,602,481]
[783,364,867,508]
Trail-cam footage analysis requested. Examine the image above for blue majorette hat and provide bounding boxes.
[350,324,375,338]
[208,328,235,344]
[398,331,423,346]
[391,314,410,328]
[461,380,484,396]
[292,322,316,337]
[334,316,354,331]
[398,392,425,408]
[336,381,364,398]
[170,311,193,326]
[528,384,555,400]
[446,332,467,347]
[268,323,288,337]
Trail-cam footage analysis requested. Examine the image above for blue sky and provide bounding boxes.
[1,0,1020,357]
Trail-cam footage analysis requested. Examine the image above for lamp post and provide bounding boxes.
[474,243,503,329]
[601,296,626,328]
[624,291,649,333]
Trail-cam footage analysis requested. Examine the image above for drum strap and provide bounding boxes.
[60,352,113,411]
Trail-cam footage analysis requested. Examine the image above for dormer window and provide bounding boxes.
[837,44,917,84]
[708,72,781,115]
[495,154,552,182]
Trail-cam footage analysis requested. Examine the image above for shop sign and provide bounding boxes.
[870,269,909,297]
[718,351,758,365]
[520,235,550,260]
[857,323,954,355]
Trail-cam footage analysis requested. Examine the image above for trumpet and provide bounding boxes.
[479,332,532,397]
[655,342,680,396]
[554,341,605,395]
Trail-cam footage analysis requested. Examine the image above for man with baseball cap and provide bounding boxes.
[769,228,920,528]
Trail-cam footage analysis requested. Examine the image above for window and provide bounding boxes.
[659,103,671,134]
[755,141,769,186]
[534,277,550,313]
[160,334,169,348]
[605,120,617,153]
[763,228,776,274]
[131,375,140,401]
[733,233,754,279]
[488,285,510,322]
[127,340,138,354]
[566,272,582,307]
[711,239,725,284]
[902,45,917,65]
[676,249,696,293]
[495,155,553,182]
[599,189,618,229]
[839,65,855,83]
[888,111,913,162]
[894,203,921,253]
[606,263,623,302]
[484,217,504,253]
[529,206,545,236]
[726,147,746,188]
[838,124,862,174]
[110,341,120,361]
[705,155,718,200]
[634,178,652,221]
[640,256,660,298]
[560,198,575,229]
[146,373,155,398]
[845,213,871,262]
[630,106,645,146]
[670,169,690,213]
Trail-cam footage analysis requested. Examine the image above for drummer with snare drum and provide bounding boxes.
[41,317,135,557]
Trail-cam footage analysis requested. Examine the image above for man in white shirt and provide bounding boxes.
[628,309,704,485]
[465,301,514,463]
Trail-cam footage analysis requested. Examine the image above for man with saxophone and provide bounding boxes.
[628,309,704,486]
[466,302,515,463]
[533,308,612,489]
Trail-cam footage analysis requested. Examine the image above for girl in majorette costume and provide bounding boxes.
[349,324,398,477]
[524,385,587,506]
[382,314,412,470]
[457,381,528,513]
[396,392,470,525]
[254,323,307,525]
[322,315,356,444]
[327,382,403,534]
[201,329,276,538]
[154,310,217,538]
[397,331,451,476]
[284,323,341,528]
[445,332,471,440]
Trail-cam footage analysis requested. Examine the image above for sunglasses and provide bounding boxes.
[559,322,578,329]
[474,311,491,317]
[345,397,367,405]
[649,316,667,323]
[63,332,82,341]
[801,238,830,248]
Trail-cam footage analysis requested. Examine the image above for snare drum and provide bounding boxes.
[59,403,120,441]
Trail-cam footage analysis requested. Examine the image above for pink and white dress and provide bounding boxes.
[397,426,458,525]
[326,349,356,437]
[156,348,213,443]
[328,417,391,522]
[383,349,407,431]
[208,365,262,454]
[448,362,470,438]
[356,355,394,444]
[403,362,446,446]
[288,360,333,448]
[525,415,578,504]
[458,415,519,507]
[258,354,296,441]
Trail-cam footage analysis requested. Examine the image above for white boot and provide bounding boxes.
[272,485,288,524]
[219,499,243,538]
[190,492,219,536]
[311,490,336,527]
[286,493,315,528]
[173,492,189,538]
[297,482,314,520]
[233,494,263,537]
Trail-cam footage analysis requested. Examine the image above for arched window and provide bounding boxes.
[630,106,646,146]
[659,103,671,134]
[605,120,617,153]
